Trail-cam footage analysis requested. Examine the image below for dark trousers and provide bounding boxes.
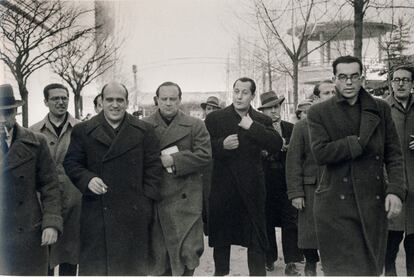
[213,245,266,276]
[385,231,414,276]
[48,263,77,276]
[302,249,319,264]
[266,222,303,265]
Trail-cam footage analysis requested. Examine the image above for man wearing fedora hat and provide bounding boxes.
[0,84,63,275]
[200,96,222,235]
[258,91,303,275]
[201,96,221,118]
[205,77,282,276]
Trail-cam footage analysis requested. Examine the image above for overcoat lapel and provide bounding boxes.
[358,90,380,148]
[154,111,191,150]
[3,126,37,172]
[103,115,142,162]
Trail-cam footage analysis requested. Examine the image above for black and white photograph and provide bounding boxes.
[0,0,414,275]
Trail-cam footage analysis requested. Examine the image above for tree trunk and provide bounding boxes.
[74,92,82,119]
[293,60,299,111]
[353,0,364,61]
[17,82,29,127]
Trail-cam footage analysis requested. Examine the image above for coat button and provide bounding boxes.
[376,195,380,200]
[19,175,24,179]
[340,194,345,200]
[375,155,380,160]
[342,177,348,182]
[181,193,187,199]
[376,176,380,180]
[18,227,23,232]
[103,207,107,211]
[18,201,23,205]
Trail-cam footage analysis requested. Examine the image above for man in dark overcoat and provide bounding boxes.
[30,83,81,276]
[63,82,162,275]
[307,55,406,276]
[200,96,221,236]
[384,65,414,276]
[257,90,303,275]
[205,77,283,276]
[0,84,63,275]
[143,82,212,276]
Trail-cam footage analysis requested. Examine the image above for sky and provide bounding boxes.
[2,0,414,125]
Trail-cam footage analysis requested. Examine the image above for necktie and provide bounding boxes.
[273,121,282,135]
[0,133,9,155]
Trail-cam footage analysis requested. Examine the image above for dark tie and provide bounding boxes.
[1,133,9,155]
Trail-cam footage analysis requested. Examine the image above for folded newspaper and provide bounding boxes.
[161,145,179,173]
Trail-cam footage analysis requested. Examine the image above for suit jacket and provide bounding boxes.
[63,112,162,275]
[143,110,212,276]
[0,125,62,275]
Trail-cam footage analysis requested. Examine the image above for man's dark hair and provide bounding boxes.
[43,83,69,100]
[389,65,414,80]
[332,55,364,75]
[93,93,102,108]
[313,79,334,96]
[233,77,256,95]
[101,83,129,101]
[155,81,182,99]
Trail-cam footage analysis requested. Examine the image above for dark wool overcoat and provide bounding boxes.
[307,89,406,276]
[63,113,162,276]
[205,105,282,249]
[286,118,319,249]
[0,125,63,275]
[386,94,414,235]
[30,113,81,268]
[263,120,294,227]
[143,110,211,276]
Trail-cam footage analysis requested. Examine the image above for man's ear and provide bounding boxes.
[43,98,49,108]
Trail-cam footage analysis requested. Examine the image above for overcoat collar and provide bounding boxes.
[150,109,192,150]
[2,125,39,171]
[386,93,414,113]
[33,112,78,137]
[358,88,381,148]
[85,112,145,162]
[330,88,380,144]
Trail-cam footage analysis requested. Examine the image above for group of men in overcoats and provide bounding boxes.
[1,54,413,276]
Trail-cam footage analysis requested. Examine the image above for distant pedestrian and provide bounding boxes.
[144,82,211,276]
[307,55,406,275]
[64,82,162,275]
[384,65,414,276]
[258,90,303,276]
[205,77,282,276]
[30,83,81,276]
[93,93,102,114]
[0,84,62,275]
[200,96,221,235]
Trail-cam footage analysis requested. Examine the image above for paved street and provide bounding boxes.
[196,229,407,276]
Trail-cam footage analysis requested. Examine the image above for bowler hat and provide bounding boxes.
[258,91,285,110]
[0,84,25,110]
[201,96,221,110]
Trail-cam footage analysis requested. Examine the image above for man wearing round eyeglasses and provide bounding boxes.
[307,55,406,275]
[30,83,81,276]
[384,65,414,276]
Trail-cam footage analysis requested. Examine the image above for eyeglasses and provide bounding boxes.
[49,96,69,102]
[391,78,412,84]
[336,74,362,83]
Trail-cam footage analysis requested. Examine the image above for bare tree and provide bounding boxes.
[0,0,94,126]
[49,31,120,119]
[255,0,350,108]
